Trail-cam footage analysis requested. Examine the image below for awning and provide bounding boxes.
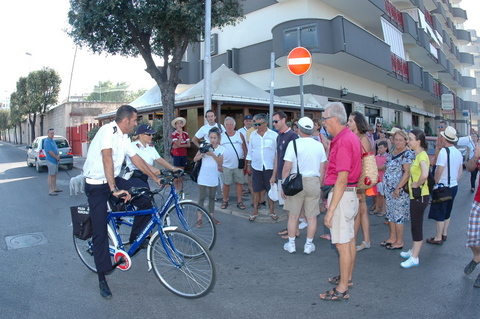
[409,106,435,118]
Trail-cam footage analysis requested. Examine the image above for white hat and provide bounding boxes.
[171,117,186,128]
[298,117,314,130]
[386,127,401,135]
[440,126,458,143]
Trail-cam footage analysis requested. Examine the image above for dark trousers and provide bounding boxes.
[471,168,478,189]
[85,176,152,274]
[410,195,429,242]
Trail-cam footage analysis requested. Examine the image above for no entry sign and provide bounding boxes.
[287,47,312,76]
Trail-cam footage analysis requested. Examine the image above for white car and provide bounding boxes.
[26,135,74,172]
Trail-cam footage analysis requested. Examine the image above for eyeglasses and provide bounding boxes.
[376,125,382,128]
[273,120,279,124]
[144,133,153,136]
[322,116,333,121]
[438,126,444,129]
[254,122,265,127]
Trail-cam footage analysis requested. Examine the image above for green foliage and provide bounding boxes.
[0,110,9,131]
[68,0,243,160]
[87,125,100,142]
[126,89,148,103]
[85,81,130,102]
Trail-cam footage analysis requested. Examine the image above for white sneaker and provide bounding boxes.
[400,256,419,268]
[304,242,315,254]
[400,249,412,259]
[298,219,308,229]
[284,242,296,253]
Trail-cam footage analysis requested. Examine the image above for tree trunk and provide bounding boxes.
[29,114,36,141]
[39,113,45,137]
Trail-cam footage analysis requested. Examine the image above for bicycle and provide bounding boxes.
[111,169,216,249]
[73,172,216,298]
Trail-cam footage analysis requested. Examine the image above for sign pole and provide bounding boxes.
[300,75,304,118]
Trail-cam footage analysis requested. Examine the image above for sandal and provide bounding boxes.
[328,275,353,287]
[319,234,331,240]
[278,229,288,236]
[319,287,349,301]
[249,214,258,222]
[213,218,220,225]
[195,220,202,228]
[356,241,371,251]
[464,260,480,275]
[237,202,246,210]
[281,233,299,239]
[269,213,279,220]
[242,189,250,196]
[377,212,386,217]
[48,192,58,196]
[380,241,393,247]
[220,201,228,209]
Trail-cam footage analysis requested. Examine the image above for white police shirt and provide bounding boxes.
[126,141,161,170]
[83,121,136,180]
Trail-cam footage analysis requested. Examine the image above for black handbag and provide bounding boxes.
[321,185,333,200]
[226,133,245,169]
[282,140,303,196]
[411,187,422,199]
[431,148,453,203]
[190,159,202,183]
[70,205,93,240]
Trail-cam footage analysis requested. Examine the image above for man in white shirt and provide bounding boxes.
[83,105,162,300]
[246,113,278,221]
[192,110,226,147]
[426,126,463,245]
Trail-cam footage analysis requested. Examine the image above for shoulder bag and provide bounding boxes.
[282,140,303,196]
[431,147,453,203]
[70,205,93,240]
[226,132,245,169]
[190,159,202,183]
[358,146,378,190]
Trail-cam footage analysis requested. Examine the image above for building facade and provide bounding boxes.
[177,0,476,134]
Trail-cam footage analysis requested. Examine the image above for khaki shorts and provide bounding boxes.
[277,180,286,206]
[222,167,244,185]
[328,188,359,244]
[47,161,58,175]
[285,177,320,218]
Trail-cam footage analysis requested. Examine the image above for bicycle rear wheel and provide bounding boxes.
[73,234,97,272]
[163,202,216,250]
[150,228,216,298]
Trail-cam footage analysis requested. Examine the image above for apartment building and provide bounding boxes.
[177,0,476,134]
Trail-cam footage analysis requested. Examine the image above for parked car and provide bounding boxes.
[425,136,468,166]
[26,135,73,172]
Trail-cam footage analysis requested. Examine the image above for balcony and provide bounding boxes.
[456,29,471,45]
[392,53,409,80]
[404,28,444,72]
[385,0,404,31]
[461,76,477,89]
[451,7,467,24]
[464,101,478,113]
[459,52,474,66]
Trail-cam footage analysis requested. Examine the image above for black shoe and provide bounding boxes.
[99,280,112,299]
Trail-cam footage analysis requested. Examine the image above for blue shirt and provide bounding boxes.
[44,138,58,164]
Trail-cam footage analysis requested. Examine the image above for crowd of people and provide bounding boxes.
[81,103,480,300]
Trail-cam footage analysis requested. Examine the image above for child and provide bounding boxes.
[171,117,190,193]
[193,128,224,225]
[373,141,388,216]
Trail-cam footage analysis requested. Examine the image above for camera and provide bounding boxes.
[199,143,213,154]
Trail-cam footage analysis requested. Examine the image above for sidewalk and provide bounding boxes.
[72,156,286,224]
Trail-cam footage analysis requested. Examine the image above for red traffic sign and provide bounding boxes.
[287,47,312,76]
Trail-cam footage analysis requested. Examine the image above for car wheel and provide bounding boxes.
[26,157,33,167]
[67,163,73,170]
[35,160,43,173]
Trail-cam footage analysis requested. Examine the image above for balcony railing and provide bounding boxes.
[391,53,409,80]
[385,0,404,31]
[424,10,434,29]
[433,80,441,98]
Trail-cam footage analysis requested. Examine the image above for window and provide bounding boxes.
[412,114,419,128]
[284,24,318,53]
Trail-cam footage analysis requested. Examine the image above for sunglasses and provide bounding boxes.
[322,116,333,121]
[143,133,153,136]
[254,122,265,127]
[377,125,382,127]
[273,120,279,124]
[438,126,444,129]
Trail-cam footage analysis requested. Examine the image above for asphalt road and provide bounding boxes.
[1,141,479,319]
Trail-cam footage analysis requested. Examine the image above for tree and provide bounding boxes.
[14,77,36,142]
[85,80,130,102]
[9,92,24,144]
[0,109,9,141]
[27,67,61,136]
[68,0,243,159]
[126,88,148,103]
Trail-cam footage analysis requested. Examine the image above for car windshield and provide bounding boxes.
[54,138,69,148]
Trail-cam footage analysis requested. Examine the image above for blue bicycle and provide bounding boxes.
[73,170,216,298]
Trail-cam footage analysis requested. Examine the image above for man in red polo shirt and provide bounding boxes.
[319,102,362,301]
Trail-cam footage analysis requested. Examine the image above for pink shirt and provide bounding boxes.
[375,153,388,182]
[324,127,362,186]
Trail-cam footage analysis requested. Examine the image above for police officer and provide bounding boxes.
[125,124,178,243]
[83,105,163,300]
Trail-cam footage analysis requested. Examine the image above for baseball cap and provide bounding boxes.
[136,124,156,135]
[244,115,253,120]
[298,117,314,130]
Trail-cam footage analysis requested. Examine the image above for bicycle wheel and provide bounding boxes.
[73,234,97,272]
[149,228,216,298]
[162,202,216,250]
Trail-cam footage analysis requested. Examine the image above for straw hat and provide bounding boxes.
[440,126,458,143]
[386,127,401,135]
[171,117,186,128]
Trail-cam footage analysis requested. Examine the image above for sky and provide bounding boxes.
[0,0,479,104]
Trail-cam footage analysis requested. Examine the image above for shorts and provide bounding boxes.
[377,182,385,195]
[173,156,187,167]
[47,161,58,175]
[328,188,359,244]
[222,167,244,185]
[252,168,273,193]
[428,186,458,221]
[285,177,320,217]
[466,200,480,248]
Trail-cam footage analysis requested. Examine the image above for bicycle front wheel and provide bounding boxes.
[150,228,216,298]
[163,202,216,250]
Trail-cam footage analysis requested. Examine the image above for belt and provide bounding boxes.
[345,187,356,192]
[85,178,108,185]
